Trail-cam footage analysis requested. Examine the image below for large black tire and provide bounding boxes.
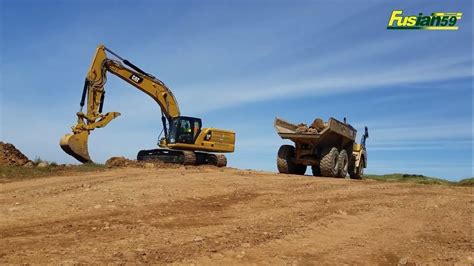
[277,145,306,175]
[311,165,321,176]
[320,147,339,177]
[337,150,349,178]
[350,160,364,179]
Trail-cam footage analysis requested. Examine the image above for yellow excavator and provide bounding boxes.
[60,44,235,166]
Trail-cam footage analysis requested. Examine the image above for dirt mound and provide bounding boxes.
[105,157,140,167]
[0,141,30,166]
[105,156,180,169]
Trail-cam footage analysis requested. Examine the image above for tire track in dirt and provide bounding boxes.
[0,168,472,264]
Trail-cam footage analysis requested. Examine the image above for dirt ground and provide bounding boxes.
[0,166,472,264]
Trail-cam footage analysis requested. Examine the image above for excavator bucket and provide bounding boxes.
[60,131,92,163]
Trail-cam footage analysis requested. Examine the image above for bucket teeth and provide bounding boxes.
[60,131,92,163]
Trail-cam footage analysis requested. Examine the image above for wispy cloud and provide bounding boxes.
[175,56,471,114]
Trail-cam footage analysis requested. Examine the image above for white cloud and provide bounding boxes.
[173,56,472,114]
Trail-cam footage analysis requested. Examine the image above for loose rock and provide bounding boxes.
[23,161,34,168]
[294,118,327,134]
[193,236,204,242]
[144,163,155,168]
[37,162,49,168]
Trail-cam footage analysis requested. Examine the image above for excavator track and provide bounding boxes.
[137,149,227,167]
[137,149,184,164]
[206,154,227,167]
[215,154,227,167]
[182,151,196,165]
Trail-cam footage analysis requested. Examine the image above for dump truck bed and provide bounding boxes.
[274,117,357,146]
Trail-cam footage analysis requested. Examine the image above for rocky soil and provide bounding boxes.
[0,142,30,166]
[0,166,472,264]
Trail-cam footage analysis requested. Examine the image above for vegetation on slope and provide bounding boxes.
[364,173,473,186]
[0,163,106,183]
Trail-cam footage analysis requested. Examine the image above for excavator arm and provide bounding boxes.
[60,45,180,163]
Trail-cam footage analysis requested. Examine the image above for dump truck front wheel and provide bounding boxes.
[277,145,306,175]
[337,150,349,178]
[320,147,339,177]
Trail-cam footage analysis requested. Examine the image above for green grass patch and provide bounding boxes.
[457,177,474,187]
[0,163,106,183]
[363,173,459,186]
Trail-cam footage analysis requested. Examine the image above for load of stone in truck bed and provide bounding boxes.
[0,141,31,166]
[295,118,328,134]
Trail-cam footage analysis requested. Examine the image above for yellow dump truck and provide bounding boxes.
[274,117,368,179]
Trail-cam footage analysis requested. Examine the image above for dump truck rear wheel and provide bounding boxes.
[320,147,339,177]
[311,165,321,176]
[337,150,349,178]
[277,145,306,175]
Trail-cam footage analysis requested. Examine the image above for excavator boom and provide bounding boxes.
[61,45,181,163]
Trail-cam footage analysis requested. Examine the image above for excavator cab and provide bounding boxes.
[167,116,202,145]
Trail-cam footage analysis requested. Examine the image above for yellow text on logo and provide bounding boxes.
[387,10,462,30]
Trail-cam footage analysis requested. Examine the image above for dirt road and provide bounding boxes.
[1,166,472,264]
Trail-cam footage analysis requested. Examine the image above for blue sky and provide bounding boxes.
[1,0,472,180]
